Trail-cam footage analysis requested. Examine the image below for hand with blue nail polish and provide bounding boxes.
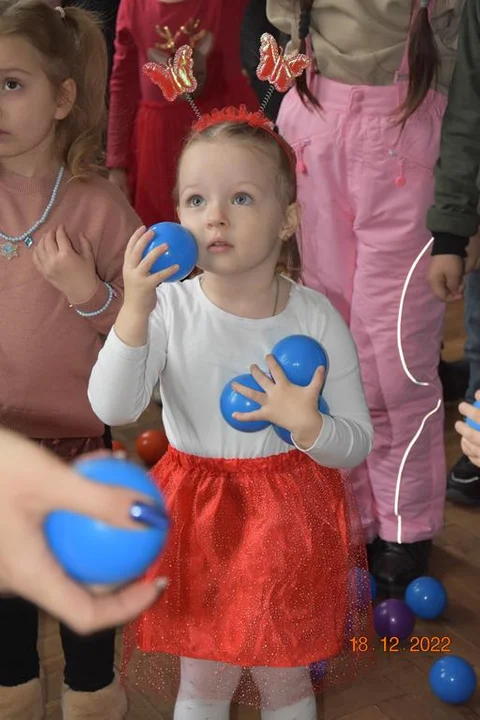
[0,429,168,634]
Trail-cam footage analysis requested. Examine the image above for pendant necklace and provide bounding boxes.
[0,165,65,260]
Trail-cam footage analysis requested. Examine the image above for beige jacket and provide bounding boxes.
[266,0,464,93]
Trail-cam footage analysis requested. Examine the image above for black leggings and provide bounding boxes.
[0,596,115,691]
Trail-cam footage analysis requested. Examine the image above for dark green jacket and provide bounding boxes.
[427,0,480,257]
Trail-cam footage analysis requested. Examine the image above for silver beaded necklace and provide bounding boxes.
[0,165,65,260]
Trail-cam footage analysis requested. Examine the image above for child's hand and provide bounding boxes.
[455,391,480,467]
[427,255,465,302]
[33,226,98,305]
[122,226,179,316]
[232,356,325,448]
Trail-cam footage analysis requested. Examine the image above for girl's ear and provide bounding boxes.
[281,202,300,240]
[55,78,76,120]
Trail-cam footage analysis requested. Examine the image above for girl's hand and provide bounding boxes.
[33,226,98,305]
[232,355,325,448]
[456,391,480,467]
[122,226,179,316]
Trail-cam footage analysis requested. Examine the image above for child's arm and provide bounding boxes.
[291,303,373,469]
[427,0,480,299]
[106,0,140,184]
[232,299,373,469]
[88,227,179,427]
[456,391,480,467]
[33,197,140,335]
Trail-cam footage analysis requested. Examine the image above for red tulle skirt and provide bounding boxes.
[123,447,374,706]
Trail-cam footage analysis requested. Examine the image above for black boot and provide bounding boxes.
[369,539,432,598]
[447,454,480,506]
[438,358,470,404]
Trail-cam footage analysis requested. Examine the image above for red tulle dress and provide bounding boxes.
[107,0,258,227]
[123,446,374,708]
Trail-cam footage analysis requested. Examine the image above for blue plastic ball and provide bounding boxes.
[142,222,198,282]
[405,576,447,620]
[274,395,330,445]
[466,399,480,432]
[429,656,477,704]
[220,373,270,433]
[271,335,329,387]
[45,457,169,585]
[370,573,378,601]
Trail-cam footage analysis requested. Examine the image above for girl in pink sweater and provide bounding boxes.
[0,1,141,718]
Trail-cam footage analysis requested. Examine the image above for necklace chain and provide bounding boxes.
[0,166,64,259]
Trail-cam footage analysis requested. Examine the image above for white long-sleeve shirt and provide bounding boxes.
[88,277,373,469]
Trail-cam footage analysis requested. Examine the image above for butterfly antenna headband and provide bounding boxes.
[142,33,310,122]
[142,45,202,118]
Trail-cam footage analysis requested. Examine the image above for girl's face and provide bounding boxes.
[177,138,297,279]
[0,35,73,172]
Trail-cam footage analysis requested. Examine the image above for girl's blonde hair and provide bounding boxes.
[176,121,302,280]
[0,0,108,177]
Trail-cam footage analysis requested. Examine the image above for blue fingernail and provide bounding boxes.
[130,502,169,530]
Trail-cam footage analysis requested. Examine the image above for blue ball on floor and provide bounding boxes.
[220,373,270,433]
[466,399,480,432]
[274,395,330,445]
[404,576,447,620]
[142,222,198,282]
[429,656,477,704]
[45,457,169,586]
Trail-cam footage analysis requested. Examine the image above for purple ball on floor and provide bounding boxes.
[374,599,415,640]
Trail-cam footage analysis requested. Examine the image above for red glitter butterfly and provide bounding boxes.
[142,45,197,102]
[256,33,310,93]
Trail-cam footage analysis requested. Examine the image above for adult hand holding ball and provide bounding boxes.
[45,457,169,589]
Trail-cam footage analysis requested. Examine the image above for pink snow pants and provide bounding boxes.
[278,76,447,544]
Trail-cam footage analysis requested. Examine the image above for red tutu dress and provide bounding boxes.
[107,0,257,227]
[123,446,374,707]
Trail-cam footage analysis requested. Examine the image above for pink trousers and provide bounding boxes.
[278,76,447,544]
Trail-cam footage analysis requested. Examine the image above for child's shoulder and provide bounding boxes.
[64,173,141,226]
[289,279,335,311]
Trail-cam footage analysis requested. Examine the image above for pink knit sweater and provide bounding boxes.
[0,166,140,438]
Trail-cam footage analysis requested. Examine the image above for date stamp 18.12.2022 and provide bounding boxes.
[350,636,452,653]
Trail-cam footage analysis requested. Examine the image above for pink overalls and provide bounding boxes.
[277,8,447,545]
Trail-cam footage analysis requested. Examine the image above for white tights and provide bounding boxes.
[173,658,317,720]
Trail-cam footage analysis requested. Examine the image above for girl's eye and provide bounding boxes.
[232,193,253,206]
[3,79,21,91]
[187,195,205,208]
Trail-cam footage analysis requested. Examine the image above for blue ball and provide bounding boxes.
[271,335,329,387]
[429,656,477,704]
[370,573,378,602]
[142,222,198,282]
[405,576,447,620]
[45,457,169,585]
[466,399,480,432]
[220,373,270,433]
[274,395,330,445]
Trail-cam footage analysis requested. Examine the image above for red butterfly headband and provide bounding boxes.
[142,33,310,137]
